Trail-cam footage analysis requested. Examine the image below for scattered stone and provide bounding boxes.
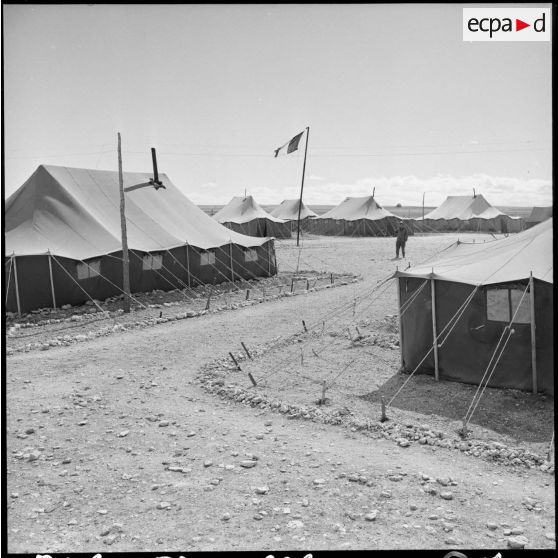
[157,502,171,510]
[510,528,524,535]
[222,512,231,521]
[313,478,325,485]
[380,490,392,498]
[240,460,257,468]
[287,519,304,529]
[204,460,213,468]
[440,491,453,500]
[118,430,129,438]
[545,533,555,541]
[364,510,379,521]
[486,522,498,531]
[397,439,410,448]
[103,534,119,545]
[508,535,529,549]
[159,421,170,427]
[25,428,35,435]
[255,486,269,494]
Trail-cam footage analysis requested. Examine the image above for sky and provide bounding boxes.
[2,3,553,207]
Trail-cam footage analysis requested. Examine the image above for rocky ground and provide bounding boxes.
[5,234,555,553]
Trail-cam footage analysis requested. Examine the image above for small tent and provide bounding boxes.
[5,165,277,314]
[308,195,405,236]
[414,194,522,233]
[525,206,552,229]
[395,219,553,394]
[213,196,291,238]
[270,199,318,232]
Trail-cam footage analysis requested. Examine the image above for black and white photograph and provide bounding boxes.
[2,3,554,554]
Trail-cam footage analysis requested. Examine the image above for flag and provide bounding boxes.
[274,131,304,157]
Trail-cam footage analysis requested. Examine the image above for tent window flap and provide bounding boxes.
[486,286,530,324]
[244,249,258,262]
[142,254,163,270]
[200,251,216,266]
[77,260,101,280]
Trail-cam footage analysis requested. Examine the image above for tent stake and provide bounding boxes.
[430,275,439,381]
[47,252,57,309]
[241,341,252,360]
[302,320,308,332]
[380,396,387,422]
[319,380,327,405]
[13,255,22,316]
[246,289,250,300]
[248,372,258,387]
[529,272,537,394]
[205,279,215,310]
[229,352,241,371]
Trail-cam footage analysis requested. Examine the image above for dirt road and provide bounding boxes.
[6,274,555,552]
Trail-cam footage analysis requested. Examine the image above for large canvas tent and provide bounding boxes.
[525,206,552,229]
[213,196,291,238]
[270,199,318,232]
[5,165,277,314]
[413,194,522,233]
[307,195,404,236]
[395,219,553,394]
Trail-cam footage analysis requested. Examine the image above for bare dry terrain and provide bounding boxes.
[5,233,555,553]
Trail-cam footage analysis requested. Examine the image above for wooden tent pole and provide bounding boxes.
[396,267,403,367]
[47,251,57,308]
[229,242,235,282]
[13,254,22,316]
[185,244,191,288]
[431,272,439,381]
[117,132,131,313]
[529,271,538,394]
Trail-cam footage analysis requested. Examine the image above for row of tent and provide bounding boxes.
[213,193,532,237]
[4,165,553,396]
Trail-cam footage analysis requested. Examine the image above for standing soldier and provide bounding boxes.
[396,220,408,259]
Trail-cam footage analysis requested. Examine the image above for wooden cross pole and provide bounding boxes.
[117,132,131,314]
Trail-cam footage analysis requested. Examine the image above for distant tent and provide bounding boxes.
[307,195,406,236]
[4,165,277,314]
[414,194,522,233]
[525,206,552,229]
[395,219,553,394]
[270,199,318,232]
[214,196,291,238]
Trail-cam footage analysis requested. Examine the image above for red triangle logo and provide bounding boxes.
[516,19,530,31]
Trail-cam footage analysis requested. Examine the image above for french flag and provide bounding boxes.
[274,130,305,157]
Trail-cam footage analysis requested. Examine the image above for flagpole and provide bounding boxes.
[296,126,310,247]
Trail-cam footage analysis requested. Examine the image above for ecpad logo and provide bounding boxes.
[463,8,550,42]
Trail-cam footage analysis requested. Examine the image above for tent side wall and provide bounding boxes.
[220,219,291,239]
[308,216,401,237]
[399,277,553,395]
[399,277,436,373]
[534,279,553,394]
[5,241,277,313]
